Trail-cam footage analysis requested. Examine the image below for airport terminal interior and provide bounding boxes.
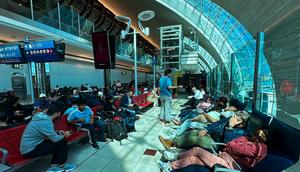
[0,0,300,172]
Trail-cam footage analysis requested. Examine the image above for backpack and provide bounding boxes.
[106,119,128,143]
[124,116,135,131]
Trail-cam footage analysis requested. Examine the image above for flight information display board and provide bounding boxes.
[0,44,25,64]
[24,40,64,62]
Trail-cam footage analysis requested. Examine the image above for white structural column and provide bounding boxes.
[133,29,138,95]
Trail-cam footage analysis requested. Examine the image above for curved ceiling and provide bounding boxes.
[99,0,280,91]
[212,0,300,35]
[100,0,300,51]
[99,0,223,64]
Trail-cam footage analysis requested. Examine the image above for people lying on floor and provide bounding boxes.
[180,96,227,117]
[204,96,228,113]
[170,106,238,138]
[147,88,160,107]
[177,104,237,128]
[159,110,250,149]
[195,96,213,113]
[20,103,77,172]
[120,90,143,115]
[189,109,227,124]
[175,97,213,124]
[157,129,268,172]
[67,100,106,149]
[34,93,50,111]
[181,87,205,108]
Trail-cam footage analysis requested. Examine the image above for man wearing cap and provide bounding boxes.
[34,93,50,111]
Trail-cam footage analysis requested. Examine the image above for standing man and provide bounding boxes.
[159,69,179,124]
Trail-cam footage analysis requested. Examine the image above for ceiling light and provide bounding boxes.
[115,16,130,23]
[138,10,155,21]
[115,16,131,39]
[138,10,155,36]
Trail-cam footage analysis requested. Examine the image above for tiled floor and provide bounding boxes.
[16,99,186,172]
[15,99,300,172]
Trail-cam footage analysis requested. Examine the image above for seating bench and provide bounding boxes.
[0,106,105,171]
[132,93,153,109]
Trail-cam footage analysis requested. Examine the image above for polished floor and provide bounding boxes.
[16,99,300,172]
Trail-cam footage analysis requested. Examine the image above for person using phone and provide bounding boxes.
[20,103,77,172]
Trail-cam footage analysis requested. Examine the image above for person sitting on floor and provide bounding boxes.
[157,129,268,172]
[181,87,205,108]
[159,110,250,149]
[67,100,106,149]
[20,103,77,172]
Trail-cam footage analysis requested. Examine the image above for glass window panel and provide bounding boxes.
[216,12,228,28]
[33,0,59,29]
[79,16,93,40]
[1,0,32,19]
[60,5,79,36]
[205,21,213,34]
[211,28,219,44]
[222,21,232,33]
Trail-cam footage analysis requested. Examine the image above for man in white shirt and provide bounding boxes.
[181,87,205,108]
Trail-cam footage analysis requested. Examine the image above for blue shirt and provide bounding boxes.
[67,106,93,125]
[159,76,172,97]
[64,105,78,116]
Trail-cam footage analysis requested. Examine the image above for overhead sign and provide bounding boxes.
[0,44,25,64]
[24,40,65,62]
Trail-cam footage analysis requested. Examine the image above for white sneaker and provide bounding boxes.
[163,151,178,161]
[46,166,64,172]
[62,163,77,172]
[156,160,172,172]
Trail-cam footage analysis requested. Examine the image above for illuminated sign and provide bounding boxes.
[0,44,24,64]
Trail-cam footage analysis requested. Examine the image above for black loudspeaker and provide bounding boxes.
[92,31,116,69]
[109,36,116,69]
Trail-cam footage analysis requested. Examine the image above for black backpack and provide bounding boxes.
[106,119,128,144]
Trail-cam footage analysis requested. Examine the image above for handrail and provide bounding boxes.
[0,148,8,164]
